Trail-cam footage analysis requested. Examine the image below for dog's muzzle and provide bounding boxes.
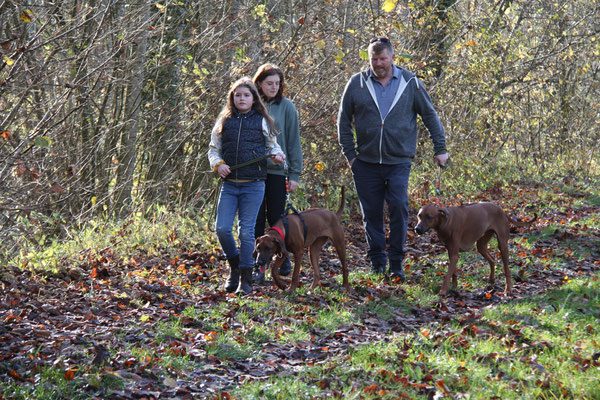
[415,224,429,235]
[255,262,268,274]
[255,255,270,273]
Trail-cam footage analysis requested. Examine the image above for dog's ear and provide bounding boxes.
[252,238,259,259]
[438,208,448,223]
[274,233,289,257]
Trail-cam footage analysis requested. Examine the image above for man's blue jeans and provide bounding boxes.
[351,159,411,271]
[215,180,265,269]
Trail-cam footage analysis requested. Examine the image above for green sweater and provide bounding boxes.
[267,97,303,182]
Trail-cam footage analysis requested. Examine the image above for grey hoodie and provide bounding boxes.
[337,66,446,164]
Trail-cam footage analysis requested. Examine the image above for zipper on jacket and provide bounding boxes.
[363,71,386,164]
[364,69,418,164]
[235,114,243,180]
[379,122,384,164]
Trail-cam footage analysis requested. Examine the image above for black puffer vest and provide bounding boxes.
[220,109,267,180]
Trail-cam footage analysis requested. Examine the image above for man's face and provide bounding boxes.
[369,48,394,80]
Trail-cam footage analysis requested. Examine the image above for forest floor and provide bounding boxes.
[1,179,599,399]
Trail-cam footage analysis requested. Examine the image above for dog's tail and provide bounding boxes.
[507,213,538,227]
[335,186,345,218]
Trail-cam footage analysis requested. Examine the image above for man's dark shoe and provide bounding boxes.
[371,264,386,275]
[389,266,406,282]
[279,257,292,276]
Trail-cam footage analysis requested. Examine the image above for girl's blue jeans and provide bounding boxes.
[215,180,265,269]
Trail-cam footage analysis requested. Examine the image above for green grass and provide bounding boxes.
[8,204,217,272]
[1,367,124,400]
[224,274,600,399]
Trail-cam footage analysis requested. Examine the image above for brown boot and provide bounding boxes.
[224,255,240,293]
[236,267,253,296]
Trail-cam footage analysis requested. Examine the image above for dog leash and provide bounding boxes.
[435,157,450,196]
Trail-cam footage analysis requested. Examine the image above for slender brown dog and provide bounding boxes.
[253,187,349,292]
[415,202,537,296]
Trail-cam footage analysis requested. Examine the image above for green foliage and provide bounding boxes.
[10,204,216,271]
[1,0,599,259]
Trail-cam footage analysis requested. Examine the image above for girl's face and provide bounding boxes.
[258,74,280,100]
[233,86,253,113]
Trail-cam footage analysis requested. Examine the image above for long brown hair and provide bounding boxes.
[215,77,277,135]
[253,63,285,104]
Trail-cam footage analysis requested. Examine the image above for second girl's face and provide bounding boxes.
[258,75,280,100]
[233,86,253,113]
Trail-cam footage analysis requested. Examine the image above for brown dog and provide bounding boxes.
[415,202,537,296]
[253,187,349,292]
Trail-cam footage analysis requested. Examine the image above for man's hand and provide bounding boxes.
[288,180,299,192]
[217,163,230,178]
[434,153,449,168]
[272,153,286,164]
[349,158,355,167]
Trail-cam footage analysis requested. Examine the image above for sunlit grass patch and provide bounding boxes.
[234,375,323,400]
[206,334,260,360]
[13,205,217,272]
[313,306,355,332]
[1,366,123,400]
[154,319,184,342]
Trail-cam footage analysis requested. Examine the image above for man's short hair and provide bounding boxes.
[368,37,393,55]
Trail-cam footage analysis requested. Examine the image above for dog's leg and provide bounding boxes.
[497,232,513,295]
[271,256,287,290]
[440,247,459,296]
[330,229,351,292]
[334,245,350,292]
[307,248,322,290]
[288,251,304,292]
[451,254,460,289]
[308,237,328,289]
[476,231,496,285]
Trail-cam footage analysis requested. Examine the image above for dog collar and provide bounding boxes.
[269,226,285,243]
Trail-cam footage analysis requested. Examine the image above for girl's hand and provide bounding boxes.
[288,180,299,192]
[271,153,286,164]
[217,163,230,178]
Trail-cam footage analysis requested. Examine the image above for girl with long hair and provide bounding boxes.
[208,77,285,295]
[252,64,303,283]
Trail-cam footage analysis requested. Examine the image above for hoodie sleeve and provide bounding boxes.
[413,78,447,155]
[283,101,303,183]
[207,118,225,171]
[337,76,358,162]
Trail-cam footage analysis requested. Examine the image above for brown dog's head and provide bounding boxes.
[415,205,448,234]
[253,232,288,273]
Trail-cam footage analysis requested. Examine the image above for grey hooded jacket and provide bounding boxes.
[337,66,446,164]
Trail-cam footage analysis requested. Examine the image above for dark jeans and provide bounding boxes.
[351,158,411,271]
[255,173,287,237]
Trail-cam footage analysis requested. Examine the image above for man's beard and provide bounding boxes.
[373,67,389,79]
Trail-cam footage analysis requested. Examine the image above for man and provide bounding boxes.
[337,37,449,280]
